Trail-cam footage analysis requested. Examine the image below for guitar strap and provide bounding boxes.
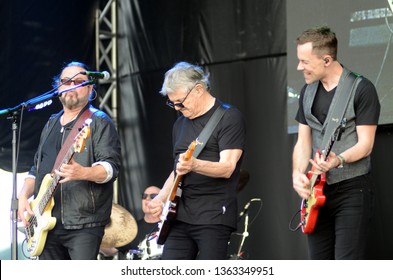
[192,103,231,158]
[51,107,97,173]
[316,70,361,150]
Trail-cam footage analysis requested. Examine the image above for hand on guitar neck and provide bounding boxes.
[175,149,195,176]
[154,140,199,245]
[148,140,199,218]
[308,149,339,175]
[292,150,327,201]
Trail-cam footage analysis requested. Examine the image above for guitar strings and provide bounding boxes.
[25,168,63,236]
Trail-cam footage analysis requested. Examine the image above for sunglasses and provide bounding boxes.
[166,83,198,109]
[142,193,158,200]
[60,78,89,86]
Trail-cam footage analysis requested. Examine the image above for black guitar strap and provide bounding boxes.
[192,103,230,158]
[312,69,361,151]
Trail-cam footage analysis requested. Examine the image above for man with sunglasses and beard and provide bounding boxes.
[148,62,246,260]
[17,61,121,260]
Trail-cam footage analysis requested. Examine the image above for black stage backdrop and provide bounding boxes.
[0,0,97,172]
[1,0,392,259]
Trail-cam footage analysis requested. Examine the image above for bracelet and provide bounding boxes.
[337,154,346,168]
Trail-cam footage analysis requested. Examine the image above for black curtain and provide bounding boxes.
[0,0,98,172]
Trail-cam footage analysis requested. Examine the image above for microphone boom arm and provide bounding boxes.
[0,80,95,117]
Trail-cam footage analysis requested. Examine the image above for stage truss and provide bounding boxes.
[95,0,119,201]
[95,0,118,126]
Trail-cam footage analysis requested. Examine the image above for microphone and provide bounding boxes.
[239,198,262,217]
[80,71,110,80]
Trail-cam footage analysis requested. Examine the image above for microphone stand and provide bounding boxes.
[232,198,261,259]
[236,212,249,259]
[1,80,94,260]
[9,111,20,260]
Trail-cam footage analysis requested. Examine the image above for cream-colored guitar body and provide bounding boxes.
[25,174,57,257]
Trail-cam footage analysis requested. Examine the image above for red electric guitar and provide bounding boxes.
[300,121,345,234]
[157,139,198,245]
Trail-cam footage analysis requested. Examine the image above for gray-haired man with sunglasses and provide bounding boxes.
[149,62,246,260]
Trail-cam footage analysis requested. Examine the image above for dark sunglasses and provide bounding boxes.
[142,193,158,200]
[60,78,89,86]
[166,83,197,109]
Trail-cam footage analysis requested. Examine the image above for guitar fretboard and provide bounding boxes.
[35,146,76,215]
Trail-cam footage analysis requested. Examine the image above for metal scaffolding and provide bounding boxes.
[95,0,119,201]
[95,0,118,125]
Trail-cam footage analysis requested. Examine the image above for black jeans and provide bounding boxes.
[39,227,104,260]
[307,174,374,259]
[161,221,233,260]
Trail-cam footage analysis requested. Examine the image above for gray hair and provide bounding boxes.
[160,62,210,96]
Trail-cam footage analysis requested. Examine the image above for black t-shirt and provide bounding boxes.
[172,99,246,229]
[296,78,380,125]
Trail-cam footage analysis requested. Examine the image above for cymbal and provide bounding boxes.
[101,203,138,248]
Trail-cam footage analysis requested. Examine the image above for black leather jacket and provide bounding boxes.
[29,105,121,229]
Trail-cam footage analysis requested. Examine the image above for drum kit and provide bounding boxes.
[127,232,163,260]
[100,203,163,260]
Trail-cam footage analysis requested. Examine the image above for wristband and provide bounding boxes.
[337,154,346,168]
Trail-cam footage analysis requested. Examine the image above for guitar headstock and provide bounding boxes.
[184,139,200,160]
[73,119,92,153]
[190,138,203,152]
[189,139,198,151]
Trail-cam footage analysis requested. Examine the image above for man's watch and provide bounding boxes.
[337,154,346,168]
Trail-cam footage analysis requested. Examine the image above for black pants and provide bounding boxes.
[161,221,233,260]
[307,174,374,259]
[39,227,104,260]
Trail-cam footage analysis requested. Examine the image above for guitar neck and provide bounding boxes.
[168,174,183,201]
[165,139,198,203]
[322,139,332,161]
[166,140,196,201]
[38,176,60,215]
[36,147,76,215]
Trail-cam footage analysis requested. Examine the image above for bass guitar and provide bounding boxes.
[24,122,91,256]
[157,139,198,245]
[300,120,345,234]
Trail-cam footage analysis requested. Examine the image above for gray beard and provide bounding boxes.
[59,94,88,110]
